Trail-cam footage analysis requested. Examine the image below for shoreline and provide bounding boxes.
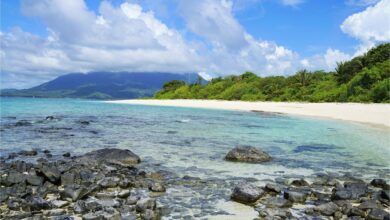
[106,99,390,128]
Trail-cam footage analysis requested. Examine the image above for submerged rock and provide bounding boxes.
[78,148,141,165]
[231,182,264,204]
[225,146,272,163]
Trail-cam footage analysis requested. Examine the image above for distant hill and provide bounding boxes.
[0,72,202,99]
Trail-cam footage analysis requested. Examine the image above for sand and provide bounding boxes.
[106,99,390,128]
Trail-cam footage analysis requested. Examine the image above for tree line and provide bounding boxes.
[154,43,390,103]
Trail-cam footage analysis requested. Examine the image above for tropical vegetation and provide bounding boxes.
[154,43,390,103]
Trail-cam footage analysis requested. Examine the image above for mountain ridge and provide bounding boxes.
[1,72,202,99]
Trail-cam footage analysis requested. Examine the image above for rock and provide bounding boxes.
[4,172,26,186]
[349,207,366,217]
[366,208,390,220]
[149,182,166,192]
[231,182,264,204]
[264,183,282,193]
[39,165,61,183]
[61,171,76,185]
[24,195,51,211]
[371,179,390,190]
[51,200,69,208]
[26,174,44,186]
[18,149,37,156]
[98,177,120,188]
[225,146,272,163]
[78,148,141,165]
[380,190,390,201]
[142,209,160,220]
[15,120,32,127]
[284,190,307,203]
[257,207,292,219]
[43,208,66,216]
[96,199,121,208]
[74,200,87,214]
[118,190,131,198]
[291,178,309,187]
[82,212,104,220]
[333,182,368,200]
[62,152,71,157]
[126,196,140,205]
[264,197,292,208]
[314,202,339,216]
[358,200,380,210]
[61,186,90,201]
[136,198,156,212]
[84,199,103,211]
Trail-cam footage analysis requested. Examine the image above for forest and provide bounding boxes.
[154,43,390,103]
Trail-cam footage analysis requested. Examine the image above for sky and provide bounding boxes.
[1,0,389,89]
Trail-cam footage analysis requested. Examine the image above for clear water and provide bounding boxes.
[1,97,389,218]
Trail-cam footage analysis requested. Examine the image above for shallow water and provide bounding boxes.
[1,97,389,219]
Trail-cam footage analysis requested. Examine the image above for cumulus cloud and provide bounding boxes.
[2,0,203,88]
[1,0,387,89]
[178,0,299,76]
[341,0,390,44]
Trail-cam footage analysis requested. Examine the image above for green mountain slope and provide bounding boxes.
[1,72,201,99]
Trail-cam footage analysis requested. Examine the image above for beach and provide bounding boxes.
[107,99,390,128]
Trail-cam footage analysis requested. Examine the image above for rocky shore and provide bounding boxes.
[1,147,389,220]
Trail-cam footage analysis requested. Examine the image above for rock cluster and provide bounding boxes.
[231,175,390,219]
[0,148,164,220]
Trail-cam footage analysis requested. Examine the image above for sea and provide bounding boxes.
[1,97,389,219]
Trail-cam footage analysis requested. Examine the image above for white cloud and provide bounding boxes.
[177,0,299,76]
[341,0,390,43]
[2,0,203,88]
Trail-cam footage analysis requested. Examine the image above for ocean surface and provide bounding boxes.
[1,97,389,218]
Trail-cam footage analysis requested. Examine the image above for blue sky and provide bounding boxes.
[1,0,389,88]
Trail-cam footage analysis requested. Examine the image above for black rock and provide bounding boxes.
[349,207,365,217]
[18,149,38,156]
[15,120,32,126]
[333,182,368,200]
[358,200,380,210]
[149,182,166,192]
[257,207,292,219]
[4,172,26,186]
[371,179,390,190]
[314,202,339,216]
[291,178,309,187]
[78,148,141,165]
[26,174,44,186]
[225,146,272,163]
[366,208,390,220]
[284,190,307,203]
[39,165,61,183]
[62,152,71,157]
[61,186,90,201]
[264,197,292,208]
[264,183,282,193]
[25,195,51,211]
[136,198,156,213]
[231,182,264,204]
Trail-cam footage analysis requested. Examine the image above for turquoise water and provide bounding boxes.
[1,97,389,180]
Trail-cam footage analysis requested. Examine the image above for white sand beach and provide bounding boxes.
[107,99,390,128]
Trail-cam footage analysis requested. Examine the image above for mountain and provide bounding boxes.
[0,72,202,99]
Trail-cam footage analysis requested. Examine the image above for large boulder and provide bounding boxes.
[225,146,272,163]
[78,148,141,166]
[231,182,264,204]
